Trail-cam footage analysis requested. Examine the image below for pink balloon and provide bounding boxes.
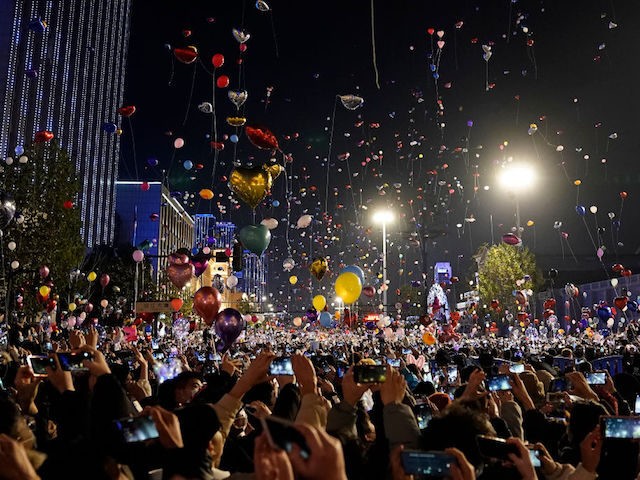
[100,274,110,288]
[596,247,604,259]
[174,138,185,149]
[132,250,144,262]
[39,265,50,278]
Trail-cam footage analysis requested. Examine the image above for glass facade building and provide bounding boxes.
[0,0,132,246]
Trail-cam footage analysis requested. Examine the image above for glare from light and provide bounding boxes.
[372,209,394,224]
[498,164,536,191]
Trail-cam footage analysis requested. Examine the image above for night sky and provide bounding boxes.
[119,0,640,304]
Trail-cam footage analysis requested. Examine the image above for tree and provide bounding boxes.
[476,243,541,316]
[2,141,85,315]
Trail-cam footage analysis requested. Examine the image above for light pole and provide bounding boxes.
[373,209,394,316]
[498,163,536,240]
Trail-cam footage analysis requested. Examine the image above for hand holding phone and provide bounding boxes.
[27,355,52,377]
[476,435,519,461]
[269,356,294,376]
[486,374,512,392]
[261,416,311,458]
[353,364,387,384]
[114,415,159,443]
[602,416,640,439]
[401,450,457,477]
[585,372,606,385]
[56,351,93,372]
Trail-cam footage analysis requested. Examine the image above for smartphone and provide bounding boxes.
[208,352,221,362]
[269,357,294,376]
[261,416,311,459]
[387,358,401,368]
[56,351,92,372]
[151,339,159,350]
[401,450,457,477]
[114,415,159,443]
[602,416,640,439]
[336,365,346,379]
[447,365,458,384]
[27,355,52,377]
[194,351,206,362]
[528,448,542,468]
[353,364,387,384]
[476,435,519,460]
[486,374,512,392]
[510,363,525,374]
[152,351,165,361]
[548,378,570,393]
[414,403,433,430]
[585,372,606,385]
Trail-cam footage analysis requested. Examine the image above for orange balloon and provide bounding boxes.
[170,298,184,311]
[199,189,214,200]
[422,332,436,345]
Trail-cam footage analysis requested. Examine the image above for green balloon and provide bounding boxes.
[239,224,271,256]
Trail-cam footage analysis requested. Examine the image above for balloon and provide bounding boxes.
[63,200,74,209]
[502,233,522,246]
[264,164,284,181]
[174,138,184,149]
[0,192,16,227]
[68,302,77,312]
[319,311,333,328]
[118,105,136,117]
[309,257,329,281]
[100,274,110,288]
[198,102,213,113]
[230,134,239,143]
[612,263,624,273]
[228,165,273,209]
[620,191,628,199]
[216,75,230,88]
[39,265,50,278]
[548,269,558,279]
[199,189,214,200]
[363,285,376,298]
[226,275,238,288]
[261,217,278,230]
[228,90,248,109]
[245,125,279,150]
[283,257,295,272]
[232,28,251,43]
[564,283,579,298]
[7,241,15,251]
[87,271,97,282]
[102,122,117,133]
[174,46,198,64]
[10,261,19,270]
[293,317,302,327]
[193,287,223,326]
[170,298,184,311]
[34,130,54,143]
[256,0,270,11]
[297,214,313,228]
[214,308,245,350]
[596,305,612,322]
[312,295,327,311]
[272,200,280,207]
[334,272,362,304]
[341,265,365,285]
[614,296,628,310]
[422,332,436,345]
[100,299,108,308]
[166,262,195,289]
[622,269,633,277]
[239,224,271,256]
[132,250,144,262]
[39,285,50,298]
[211,53,225,68]
[289,275,298,285]
[575,205,586,216]
[192,258,208,277]
[339,94,365,110]
[183,160,193,170]
[611,278,619,287]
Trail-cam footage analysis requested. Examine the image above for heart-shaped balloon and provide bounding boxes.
[173,46,198,64]
[34,130,54,143]
[228,90,248,109]
[226,116,247,127]
[245,125,279,150]
[192,260,208,277]
[228,166,273,209]
[437,40,445,49]
[264,163,284,181]
[169,252,190,265]
[232,28,251,43]
[362,285,376,298]
[339,94,364,110]
[309,257,328,281]
[198,102,213,113]
[193,286,222,326]
[118,105,136,117]
[239,224,271,256]
[166,263,194,289]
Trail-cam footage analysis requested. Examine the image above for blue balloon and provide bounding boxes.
[183,160,193,170]
[341,265,365,285]
[230,134,239,143]
[272,200,280,208]
[596,306,612,321]
[319,311,332,328]
[147,157,158,166]
[102,122,117,133]
[575,205,586,216]
[14,146,24,156]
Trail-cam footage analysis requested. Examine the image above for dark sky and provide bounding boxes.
[120,0,640,304]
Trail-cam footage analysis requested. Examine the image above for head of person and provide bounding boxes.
[173,371,205,406]
[175,402,224,477]
[567,400,607,446]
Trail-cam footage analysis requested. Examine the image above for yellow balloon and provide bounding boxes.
[87,271,97,282]
[422,332,436,345]
[309,257,328,281]
[289,275,298,285]
[199,188,214,200]
[39,285,50,297]
[68,302,77,312]
[265,164,284,181]
[334,272,362,304]
[312,294,327,311]
[228,166,273,210]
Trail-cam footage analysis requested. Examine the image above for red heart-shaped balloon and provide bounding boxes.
[118,105,136,117]
[166,263,194,289]
[173,46,198,64]
[34,130,54,143]
[245,125,279,150]
[427,28,435,35]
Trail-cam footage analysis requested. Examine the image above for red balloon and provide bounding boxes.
[34,130,54,143]
[193,286,222,326]
[170,298,184,311]
[141,182,150,191]
[39,265,50,278]
[622,269,633,277]
[210,141,225,150]
[169,253,190,264]
[224,248,232,257]
[216,75,230,88]
[612,263,624,273]
[239,43,247,53]
[620,191,628,199]
[614,296,628,310]
[166,263,195,289]
[245,125,279,150]
[362,285,376,298]
[173,46,198,64]
[502,233,522,246]
[46,300,57,313]
[118,105,136,117]
[63,200,73,209]
[543,298,556,310]
[100,274,110,288]
[212,53,225,68]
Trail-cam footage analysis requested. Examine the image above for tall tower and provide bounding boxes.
[0,0,132,246]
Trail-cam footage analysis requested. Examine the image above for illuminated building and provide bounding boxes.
[115,181,194,291]
[0,0,132,246]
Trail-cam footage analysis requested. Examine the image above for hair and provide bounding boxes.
[413,381,436,397]
[568,400,607,445]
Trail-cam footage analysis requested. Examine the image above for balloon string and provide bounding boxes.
[370,0,380,90]
[127,116,138,181]
[323,97,338,219]
[343,156,359,225]
[484,60,489,91]
[283,167,292,255]
[564,236,578,264]
[269,11,279,59]
[168,55,175,87]
[506,0,513,43]
[182,64,197,126]
[580,216,599,255]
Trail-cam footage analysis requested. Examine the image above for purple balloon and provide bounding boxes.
[192,260,208,277]
[214,308,245,351]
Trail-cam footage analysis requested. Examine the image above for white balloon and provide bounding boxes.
[7,241,16,251]
[18,155,28,164]
[226,275,239,288]
[10,261,19,269]
[296,214,313,228]
[261,217,278,230]
[611,278,619,287]
[5,157,13,165]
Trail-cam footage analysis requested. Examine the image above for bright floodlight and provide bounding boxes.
[499,164,536,191]
[373,209,394,224]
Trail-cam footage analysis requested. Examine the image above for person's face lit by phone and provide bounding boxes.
[176,378,205,405]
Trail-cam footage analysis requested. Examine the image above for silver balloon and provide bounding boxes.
[232,28,251,44]
[283,257,295,272]
[198,102,213,114]
[255,0,270,11]
[339,94,364,110]
[228,90,248,109]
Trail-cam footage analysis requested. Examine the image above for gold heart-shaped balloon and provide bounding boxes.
[228,166,273,210]
[265,164,284,181]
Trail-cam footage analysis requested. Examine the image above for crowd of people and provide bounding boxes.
[1,316,640,480]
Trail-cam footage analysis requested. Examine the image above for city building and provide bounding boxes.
[115,181,194,292]
[0,0,132,246]
[193,214,236,251]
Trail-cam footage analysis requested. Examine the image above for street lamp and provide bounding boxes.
[373,209,394,316]
[498,163,536,238]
